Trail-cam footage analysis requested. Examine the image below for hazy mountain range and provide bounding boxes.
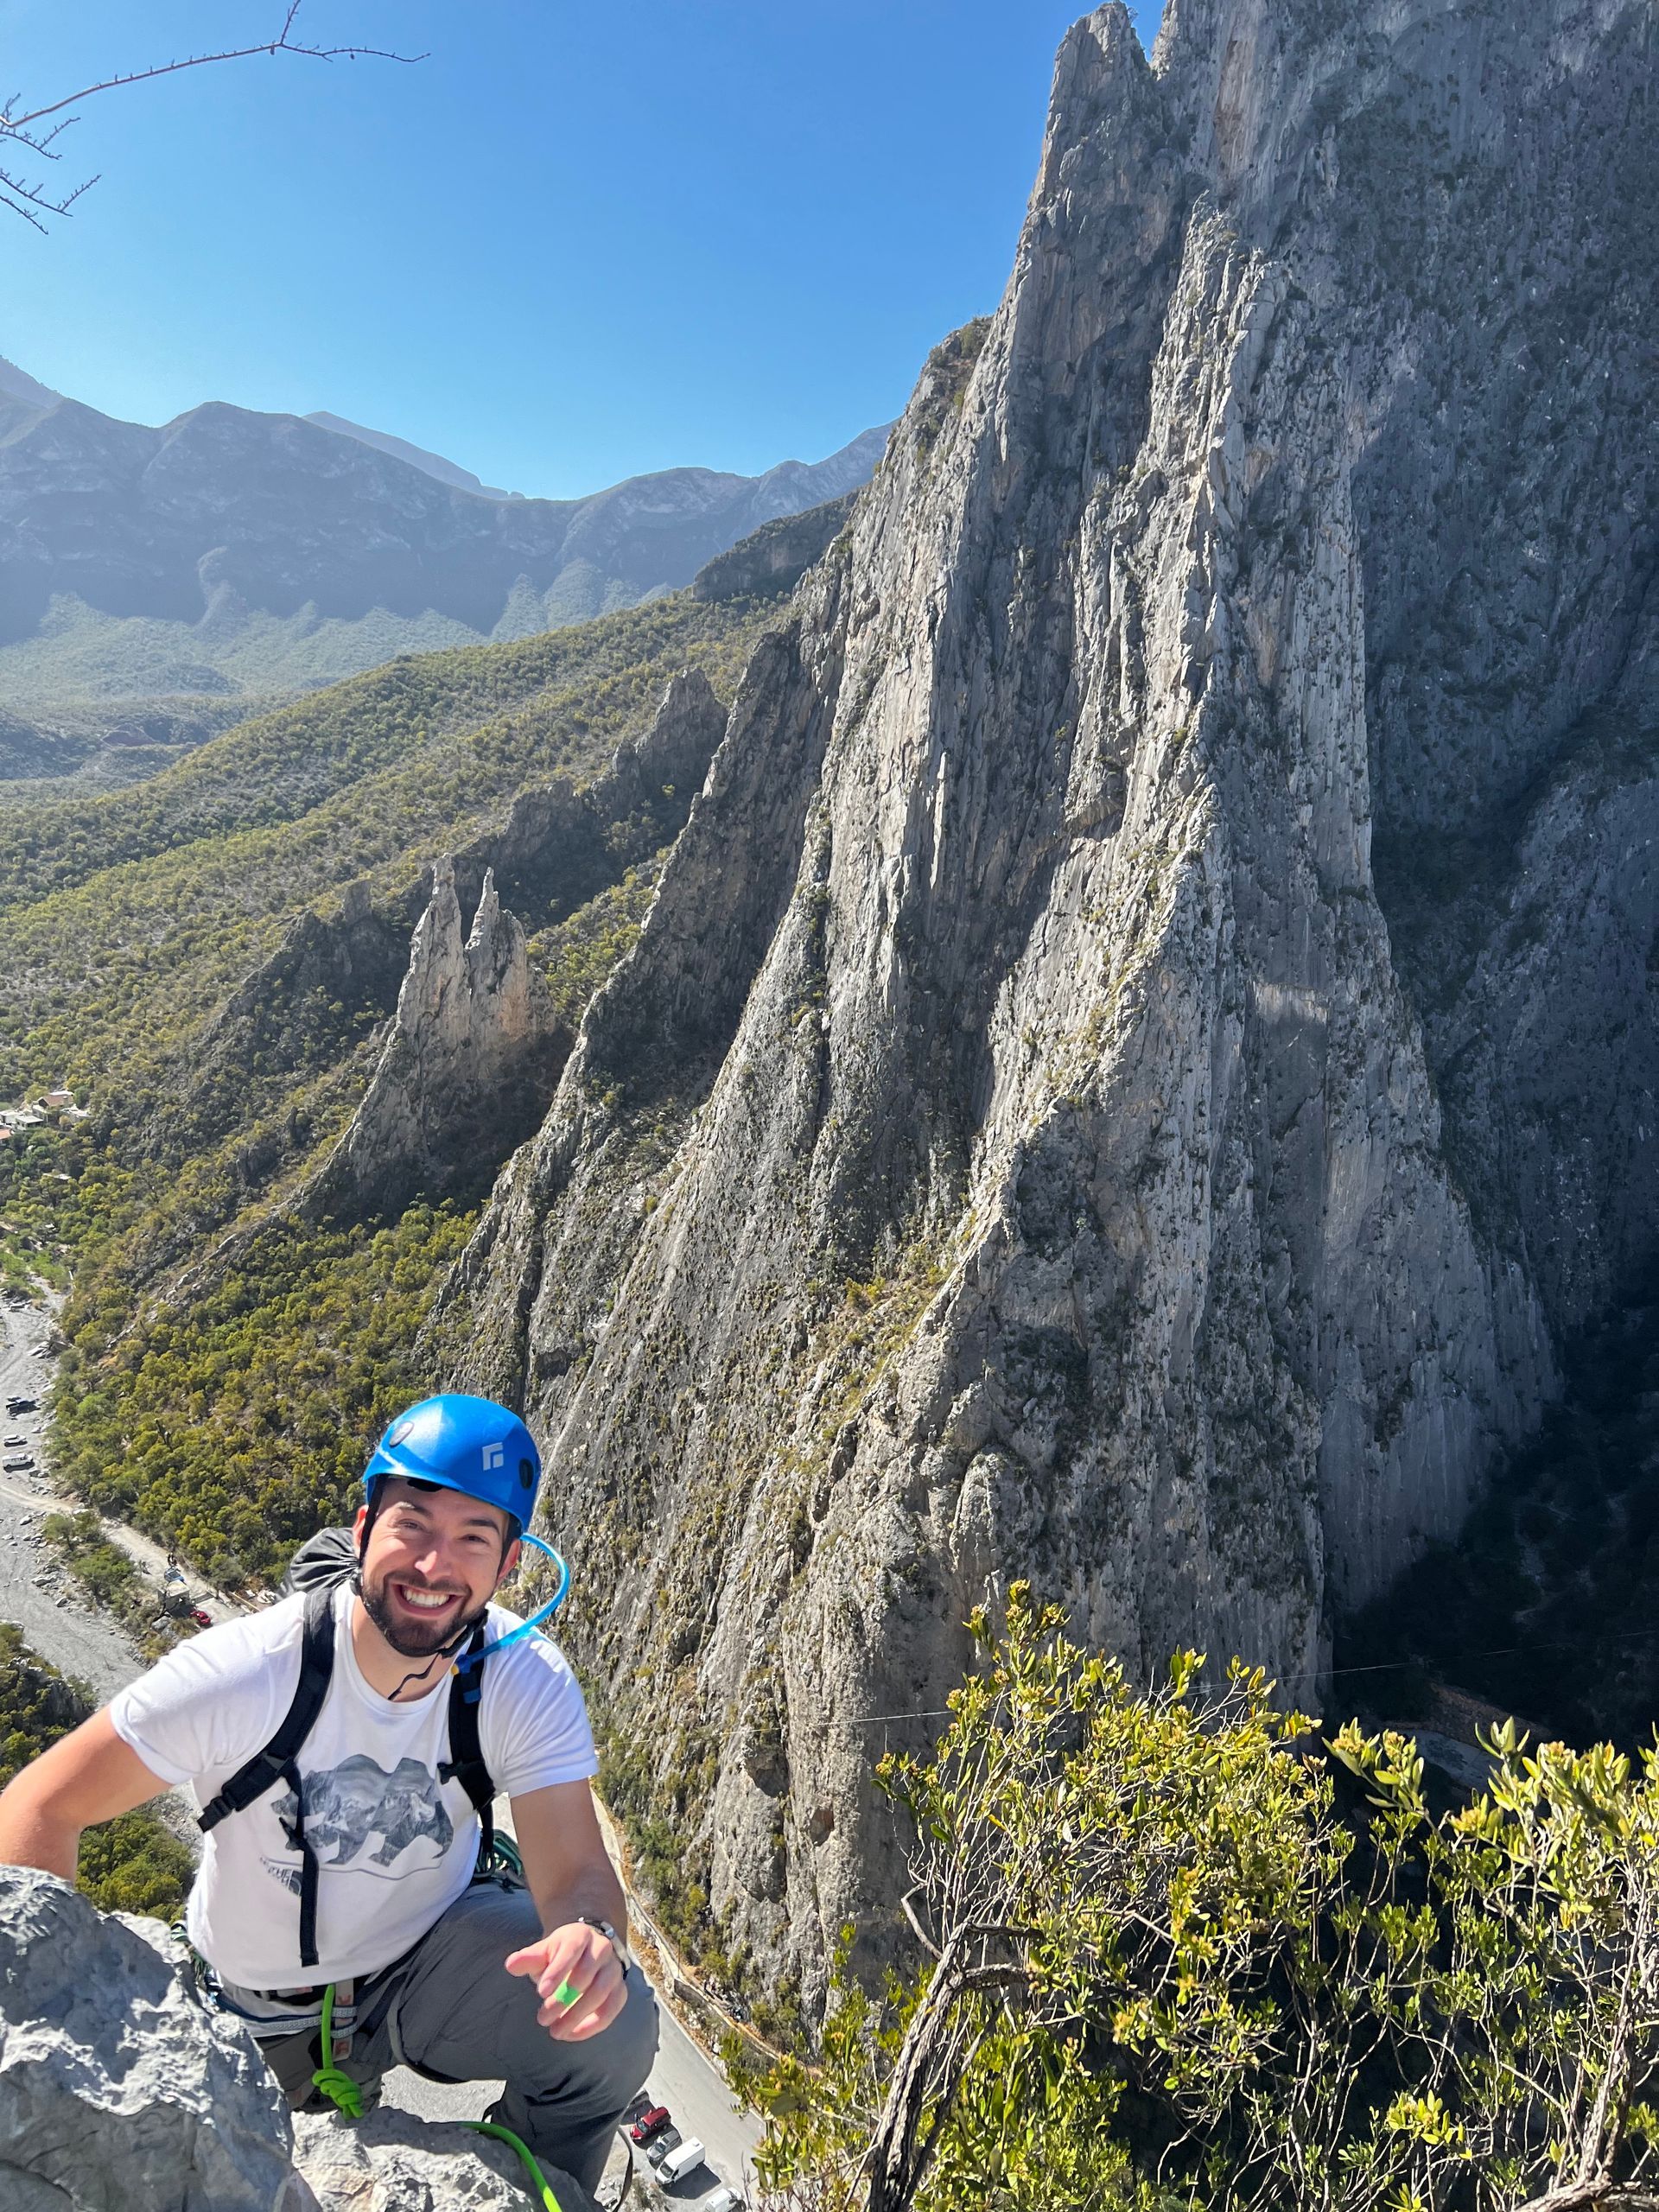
[0,353,887,779]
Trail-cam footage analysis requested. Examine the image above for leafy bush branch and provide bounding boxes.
[735,1586,1659,2212]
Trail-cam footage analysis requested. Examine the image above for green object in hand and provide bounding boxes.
[553,1980,580,2007]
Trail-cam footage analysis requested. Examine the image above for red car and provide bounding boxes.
[188,1608,213,1628]
[629,2106,671,2146]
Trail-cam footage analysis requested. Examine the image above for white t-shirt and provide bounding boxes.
[108,1582,597,1989]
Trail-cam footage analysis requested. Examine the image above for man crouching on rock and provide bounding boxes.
[0,1393,657,2196]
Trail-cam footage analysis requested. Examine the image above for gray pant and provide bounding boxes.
[219,1877,658,2194]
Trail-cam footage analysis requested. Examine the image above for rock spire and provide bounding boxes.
[315,861,561,1218]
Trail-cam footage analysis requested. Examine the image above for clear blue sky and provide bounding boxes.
[6,3,1163,499]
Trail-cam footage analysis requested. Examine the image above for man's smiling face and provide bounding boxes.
[355,1478,520,1658]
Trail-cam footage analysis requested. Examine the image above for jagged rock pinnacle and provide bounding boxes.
[313,862,558,1219]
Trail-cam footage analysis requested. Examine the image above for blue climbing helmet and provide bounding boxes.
[361,1392,569,1660]
[363,1392,541,1527]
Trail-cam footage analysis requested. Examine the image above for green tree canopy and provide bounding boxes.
[736,1587,1659,2212]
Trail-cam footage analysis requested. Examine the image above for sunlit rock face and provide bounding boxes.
[441,0,1656,2005]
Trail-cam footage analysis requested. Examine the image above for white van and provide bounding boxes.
[653,2137,706,2186]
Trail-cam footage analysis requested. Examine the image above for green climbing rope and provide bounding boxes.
[305,1986,564,2210]
[309,1983,365,2118]
[467,2120,567,2212]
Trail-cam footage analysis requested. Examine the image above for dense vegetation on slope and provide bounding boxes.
[0,1624,194,1917]
[59,1205,475,1586]
[0,594,765,1092]
[741,1594,1659,2212]
[0,588,782,1585]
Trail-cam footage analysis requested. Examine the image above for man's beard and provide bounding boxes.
[359,1566,489,1659]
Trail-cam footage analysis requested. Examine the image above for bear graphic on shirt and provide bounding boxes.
[269,1753,455,1873]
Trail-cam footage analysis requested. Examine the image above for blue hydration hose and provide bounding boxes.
[454,1533,569,1674]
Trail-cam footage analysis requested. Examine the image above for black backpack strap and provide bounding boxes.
[199,1585,336,1970]
[439,1619,496,1867]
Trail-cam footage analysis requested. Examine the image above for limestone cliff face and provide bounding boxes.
[442,0,1656,2002]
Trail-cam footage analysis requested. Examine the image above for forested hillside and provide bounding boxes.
[0,585,784,1582]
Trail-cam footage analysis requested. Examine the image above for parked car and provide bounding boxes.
[654,2137,707,2186]
[3,1433,26,1446]
[629,2107,671,2147]
[5,1397,37,1415]
[2,1455,34,1472]
[28,1344,48,1358]
[645,2127,682,2165]
[702,2189,743,2211]
[188,1608,213,1628]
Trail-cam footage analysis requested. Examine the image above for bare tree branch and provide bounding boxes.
[0,2,424,227]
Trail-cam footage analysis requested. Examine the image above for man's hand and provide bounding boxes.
[505,1920,627,2041]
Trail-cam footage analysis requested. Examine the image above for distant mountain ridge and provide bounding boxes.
[0,355,888,782]
[303,410,522,500]
[0,355,62,415]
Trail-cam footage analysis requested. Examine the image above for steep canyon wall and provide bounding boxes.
[436,0,1656,1999]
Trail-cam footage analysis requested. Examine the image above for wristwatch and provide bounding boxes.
[578,1914,633,1974]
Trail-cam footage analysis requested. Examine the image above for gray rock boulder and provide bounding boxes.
[0,1868,311,2211]
[293,2108,594,2212]
[0,1868,598,2212]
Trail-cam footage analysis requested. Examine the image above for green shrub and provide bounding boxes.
[738,1587,1659,2212]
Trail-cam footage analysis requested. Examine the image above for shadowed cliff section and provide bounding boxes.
[427,0,1652,2010]
[306,665,730,1223]
[691,491,862,606]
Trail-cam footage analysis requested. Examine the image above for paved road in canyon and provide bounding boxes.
[0,1299,139,1697]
